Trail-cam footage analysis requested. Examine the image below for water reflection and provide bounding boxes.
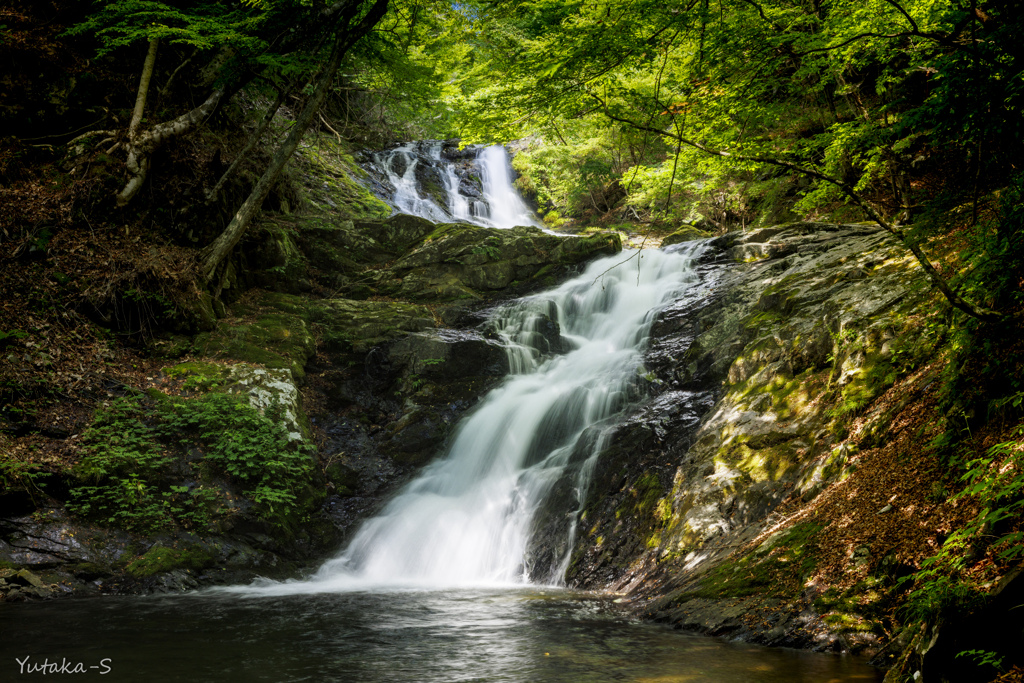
[0,588,881,682]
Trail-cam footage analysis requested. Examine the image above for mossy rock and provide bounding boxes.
[309,299,435,353]
[293,132,393,220]
[195,304,315,382]
[662,225,713,246]
[375,224,621,302]
[242,224,309,292]
[325,460,359,495]
[125,545,215,577]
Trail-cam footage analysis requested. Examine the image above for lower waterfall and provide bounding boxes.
[233,245,702,595]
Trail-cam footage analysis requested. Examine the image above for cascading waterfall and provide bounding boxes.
[231,245,703,596]
[476,145,542,229]
[377,142,452,223]
[367,141,543,230]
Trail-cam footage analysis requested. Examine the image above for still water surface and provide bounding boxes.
[0,587,881,682]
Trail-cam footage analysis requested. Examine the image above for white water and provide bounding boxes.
[371,142,542,230]
[476,145,543,229]
[227,246,701,596]
[378,142,452,223]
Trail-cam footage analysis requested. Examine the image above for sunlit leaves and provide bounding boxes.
[65,0,278,56]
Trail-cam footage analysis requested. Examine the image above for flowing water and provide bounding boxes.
[0,246,884,681]
[368,142,542,229]
[235,246,702,594]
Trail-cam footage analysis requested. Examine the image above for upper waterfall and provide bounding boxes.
[363,141,543,230]
[226,245,705,595]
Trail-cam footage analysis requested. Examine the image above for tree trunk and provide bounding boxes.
[199,0,389,283]
[205,83,292,203]
[116,87,225,206]
[128,38,159,140]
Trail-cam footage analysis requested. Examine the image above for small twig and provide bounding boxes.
[318,112,343,143]
[66,129,117,147]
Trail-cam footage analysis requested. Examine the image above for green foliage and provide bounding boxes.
[65,0,278,57]
[160,392,312,512]
[0,329,29,347]
[956,649,1005,673]
[444,0,1024,279]
[67,393,314,531]
[902,424,1024,623]
[0,453,45,493]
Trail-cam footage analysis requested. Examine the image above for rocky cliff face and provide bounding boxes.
[555,222,940,654]
[0,213,620,599]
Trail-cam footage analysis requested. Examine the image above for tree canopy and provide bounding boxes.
[432,0,1022,320]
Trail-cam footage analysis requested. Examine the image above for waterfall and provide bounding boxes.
[476,145,543,229]
[376,142,451,223]
[229,245,703,595]
[366,141,542,230]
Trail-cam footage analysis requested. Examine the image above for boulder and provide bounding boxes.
[375,224,621,302]
[662,225,712,246]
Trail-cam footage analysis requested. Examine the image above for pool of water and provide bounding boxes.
[0,588,882,682]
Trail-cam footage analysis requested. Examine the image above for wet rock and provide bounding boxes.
[388,329,508,380]
[560,222,933,652]
[325,461,360,495]
[441,140,478,161]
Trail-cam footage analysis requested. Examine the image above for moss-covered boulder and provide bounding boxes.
[124,545,215,577]
[310,299,435,353]
[193,308,315,382]
[374,224,621,302]
[661,225,712,246]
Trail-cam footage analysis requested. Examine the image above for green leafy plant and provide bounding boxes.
[902,424,1024,623]
[0,329,29,347]
[0,453,46,494]
[956,649,1005,673]
[67,393,314,532]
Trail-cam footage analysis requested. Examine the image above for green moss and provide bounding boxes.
[293,133,391,220]
[308,299,434,353]
[715,433,801,483]
[674,522,823,603]
[164,361,231,392]
[634,472,663,514]
[829,353,898,424]
[197,304,315,382]
[425,223,466,242]
[661,225,712,246]
[812,579,887,635]
[125,545,214,577]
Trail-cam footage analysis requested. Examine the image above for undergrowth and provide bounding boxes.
[66,393,314,532]
[901,417,1024,626]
